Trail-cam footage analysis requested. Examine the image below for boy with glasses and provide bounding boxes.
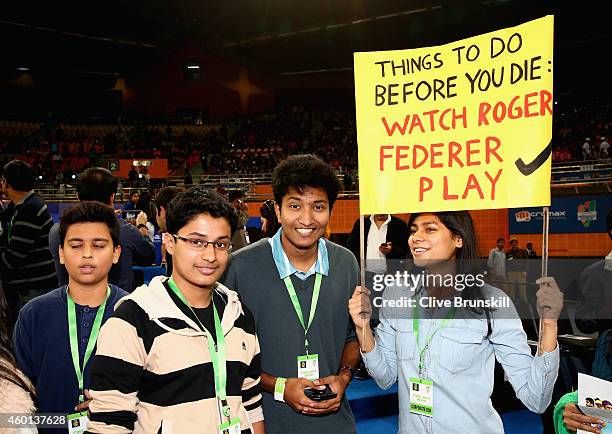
[87,188,264,433]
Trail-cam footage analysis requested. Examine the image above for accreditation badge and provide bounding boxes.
[409,377,433,417]
[67,411,89,434]
[297,354,320,380]
[219,418,241,434]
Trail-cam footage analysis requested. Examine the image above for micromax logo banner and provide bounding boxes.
[515,211,531,222]
[515,210,566,222]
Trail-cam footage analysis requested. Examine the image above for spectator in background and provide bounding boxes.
[122,191,139,211]
[140,166,150,186]
[346,214,409,276]
[526,242,538,259]
[574,210,612,378]
[154,186,183,276]
[346,213,408,375]
[135,191,155,241]
[0,160,57,318]
[506,237,529,303]
[183,169,193,187]
[259,199,280,238]
[525,242,539,296]
[343,171,355,191]
[553,211,612,432]
[48,167,155,292]
[229,190,249,252]
[600,136,609,158]
[116,177,124,203]
[591,141,601,160]
[127,166,138,185]
[582,138,592,160]
[487,238,507,286]
[54,170,64,188]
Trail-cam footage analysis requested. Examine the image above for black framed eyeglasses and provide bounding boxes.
[171,234,233,252]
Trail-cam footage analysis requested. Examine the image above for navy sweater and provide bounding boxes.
[12,285,128,433]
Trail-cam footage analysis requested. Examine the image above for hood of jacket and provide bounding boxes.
[115,275,244,337]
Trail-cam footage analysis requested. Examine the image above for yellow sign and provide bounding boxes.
[354,16,554,214]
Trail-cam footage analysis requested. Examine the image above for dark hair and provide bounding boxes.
[129,191,140,200]
[497,238,505,243]
[137,191,155,229]
[77,168,118,205]
[228,190,244,202]
[408,211,479,262]
[407,211,488,313]
[3,160,35,191]
[59,201,120,247]
[607,210,612,240]
[272,154,342,210]
[155,186,183,210]
[260,199,280,238]
[166,188,238,236]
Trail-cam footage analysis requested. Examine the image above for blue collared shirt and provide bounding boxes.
[362,283,560,434]
[268,228,329,280]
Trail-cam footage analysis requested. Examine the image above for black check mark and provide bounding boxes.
[515,140,552,176]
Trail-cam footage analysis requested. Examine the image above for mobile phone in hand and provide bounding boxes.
[304,385,337,402]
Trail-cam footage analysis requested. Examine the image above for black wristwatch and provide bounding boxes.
[337,365,355,380]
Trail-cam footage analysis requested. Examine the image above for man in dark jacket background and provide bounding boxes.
[0,160,57,319]
[346,214,408,274]
[346,214,408,379]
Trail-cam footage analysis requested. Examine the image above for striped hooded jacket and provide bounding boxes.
[86,276,263,433]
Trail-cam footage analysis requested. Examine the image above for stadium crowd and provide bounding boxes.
[0,102,608,191]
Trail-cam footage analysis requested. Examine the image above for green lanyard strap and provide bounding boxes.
[168,278,230,419]
[67,286,110,403]
[413,302,456,377]
[282,272,322,354]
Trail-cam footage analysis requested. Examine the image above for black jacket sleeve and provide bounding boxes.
[386,217,409,260]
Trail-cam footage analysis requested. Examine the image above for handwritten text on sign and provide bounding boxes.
[354,16,554,214]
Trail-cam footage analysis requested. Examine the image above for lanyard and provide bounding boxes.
[413,302,456,377]
[282,272,322,354]
[67,286,110,403]
[167,278,230,419]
